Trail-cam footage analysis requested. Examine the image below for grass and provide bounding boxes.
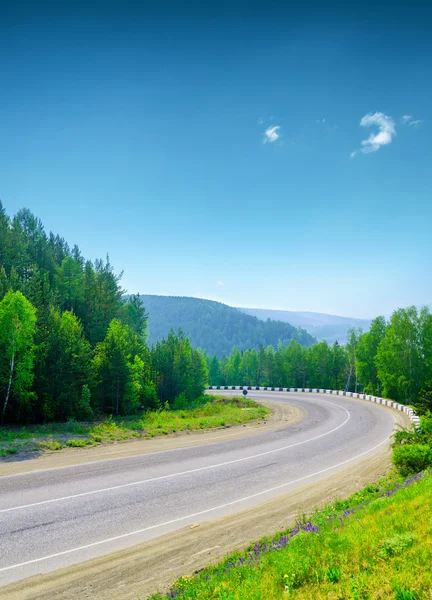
[0,396,269,456]
[147,470,432,599]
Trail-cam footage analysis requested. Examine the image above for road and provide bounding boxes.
[0,391,396,588]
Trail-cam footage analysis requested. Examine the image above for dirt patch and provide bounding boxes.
[0,409,409,600]
[0,400,305,477]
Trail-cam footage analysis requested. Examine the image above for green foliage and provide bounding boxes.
[148,472,432,600]
[376,307,432,405]
[325,565,342,582]
[0,396,268,455]
[392,412,432,476]
[92,319,144,416]
[139,294,316,357]
[377,532,416,558]
[151,330,208,406]
[36,308,93,421]
[357,316,386,394]
[393,587,420,600]
[0,290,37,423]
[209,306,432,413]
[76,384,93,421]
[42,440,64,451]
[66,438,93,447]
[1,201,431,428]
[392,444,432,476]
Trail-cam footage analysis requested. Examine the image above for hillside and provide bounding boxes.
[239,307,371,344]
[139,295,315,357]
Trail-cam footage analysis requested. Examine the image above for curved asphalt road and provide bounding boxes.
[0,391,396,587]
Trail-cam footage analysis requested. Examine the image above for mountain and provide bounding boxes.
[139,295,316,357]
[238,308,371,344]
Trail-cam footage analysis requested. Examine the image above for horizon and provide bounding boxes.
[131,292,431,321]
[1,1,431,318]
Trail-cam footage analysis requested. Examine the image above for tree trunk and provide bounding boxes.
[345,365,353,392]
[2,352,15,424]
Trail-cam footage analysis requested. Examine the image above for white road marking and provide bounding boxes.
[0,421,395,575]
[0,398,350,514]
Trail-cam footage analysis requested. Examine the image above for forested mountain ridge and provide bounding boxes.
[137,295,316,357]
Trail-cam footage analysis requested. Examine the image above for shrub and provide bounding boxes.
[0,447,18,456]
[67,438,90,447]
[377,533,416,558]
[393,444,432,476]
[42,440,64,451]
[172,392,189,410]
[75,384,94,421]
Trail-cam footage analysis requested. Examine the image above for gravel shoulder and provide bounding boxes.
[0,400,305,477]
[0,407,409,600]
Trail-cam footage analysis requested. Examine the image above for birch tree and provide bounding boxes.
[0,291,37,423]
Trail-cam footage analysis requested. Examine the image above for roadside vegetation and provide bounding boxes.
[206,307,432,416]
[0,395,269,457]
[148,470,431,599]
[148,413,432,600]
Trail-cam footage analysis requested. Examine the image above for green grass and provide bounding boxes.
[0,396,269,456]
[148,470,432,600]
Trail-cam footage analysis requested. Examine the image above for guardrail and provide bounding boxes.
[208,385,421,429]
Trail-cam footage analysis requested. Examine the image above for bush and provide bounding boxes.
[67,438,91,448]
[393,444,432,476]
[42,440,64,451]
[172,392,189,410]
[377,532,416,558]
[75,384,94,421]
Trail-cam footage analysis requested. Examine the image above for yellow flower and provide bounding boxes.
[284,574,289,578]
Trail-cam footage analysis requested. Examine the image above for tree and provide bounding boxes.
[36,308,92,421]
[119,295,148,339]
[92,319,136,416]
[0,200,10,274]
[329,341,346,390]
[227,346,242,385]
[357,316,386,394]
[376,307,424,403]
[0,291,37,423]
[306,341,332,389]
[55,256,83,312]
[344,328,362,392]
[208,354,222,386]
[0,266,9,300]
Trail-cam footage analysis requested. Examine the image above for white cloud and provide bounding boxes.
[351,112,396,157]
[263,125,280,144]
[216,281,224,287]
[401,115,422,127]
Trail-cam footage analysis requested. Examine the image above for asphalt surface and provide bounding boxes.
[0,391,396,587]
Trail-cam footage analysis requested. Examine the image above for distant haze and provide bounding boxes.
[239,308,371,344]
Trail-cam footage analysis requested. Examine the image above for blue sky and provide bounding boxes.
[1,1,431,318]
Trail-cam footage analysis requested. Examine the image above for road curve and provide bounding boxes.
[0,391,396,588]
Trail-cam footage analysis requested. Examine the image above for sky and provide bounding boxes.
[1,0,431,319]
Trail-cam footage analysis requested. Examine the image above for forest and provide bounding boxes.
[0,202,207,424]
[206,307,432,413]
[0,201,431,425]
[139,294,315,356]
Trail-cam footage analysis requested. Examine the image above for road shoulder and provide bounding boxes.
[0,399,305,477]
